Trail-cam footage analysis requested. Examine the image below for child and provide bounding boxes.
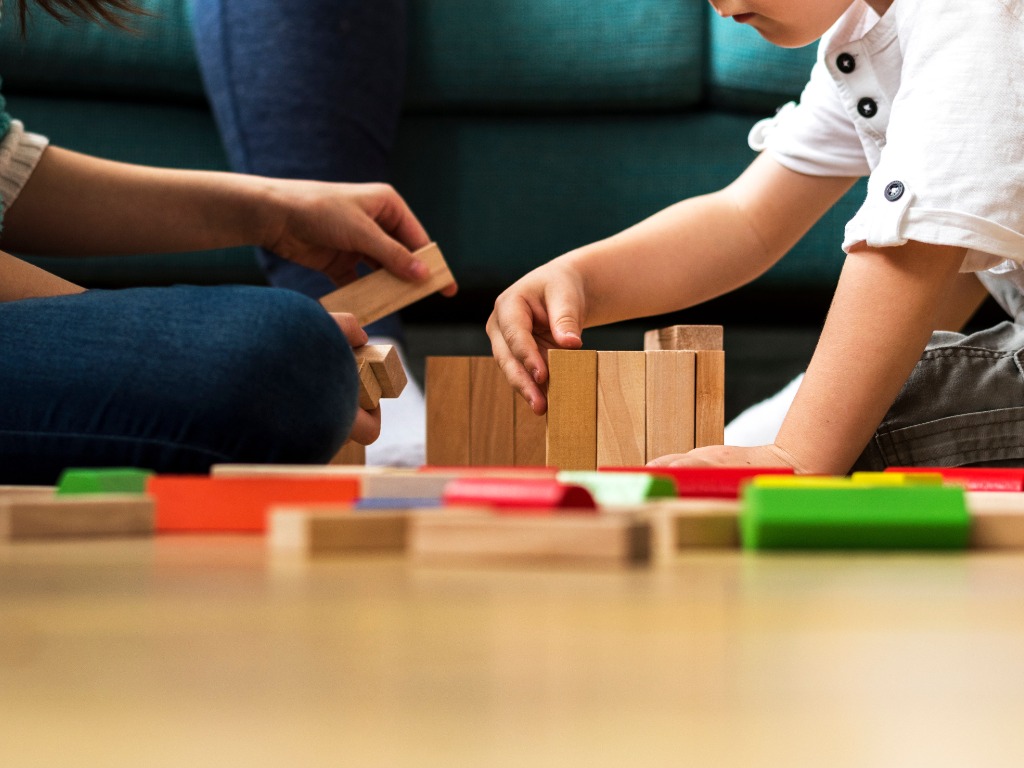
[0,0,447,484]
[487,0,1024,475]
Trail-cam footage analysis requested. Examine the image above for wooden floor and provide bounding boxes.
[3,536,1024,767]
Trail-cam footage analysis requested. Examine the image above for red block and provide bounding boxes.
[887,467,1024,492]
[599,466,794,498]
[442,477,596,512]
[148,475,359,532]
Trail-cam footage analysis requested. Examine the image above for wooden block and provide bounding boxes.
[889,467,1024,492]
[212,464,394,477]
[596,351,646,467]
[147,476,360,532]
[469,356,515,467]
[0,486,56,499]
[968,492,1024,549]
[0,495,154,541]
[408,511,651,567]
[602,466,793,499]
[645,325,724,352]
[319,242,455,326]
[694,350,725,448]
[514,392,547,467]
[361,472,454,499]
[331,441,366,466]
[269,506,409,555]
[56,468,153,495]
[546,349,598,471]
[356,360,382,411]
[354,345,407,399]
[645,350,696,460]
[649,498,742,549]
[426,357,471,467]
[443,477,597,510]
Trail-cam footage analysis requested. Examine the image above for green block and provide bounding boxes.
[557,471,677,506]
[57,468,153,496]
[741,484,970,550]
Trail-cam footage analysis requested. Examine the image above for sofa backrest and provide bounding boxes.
[0,0,816,116]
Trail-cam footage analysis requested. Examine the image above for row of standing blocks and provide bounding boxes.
[425,347,725,470]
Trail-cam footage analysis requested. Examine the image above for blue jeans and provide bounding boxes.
[191,0,408,340]
[0,286,357,484]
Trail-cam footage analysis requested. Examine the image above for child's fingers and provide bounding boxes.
[543,283,585,349]
[486,303,547,414]
[348,406,382,445]
[329,312,369,347]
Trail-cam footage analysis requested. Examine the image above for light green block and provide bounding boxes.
[558,471,676,506]
[57,468,154,495]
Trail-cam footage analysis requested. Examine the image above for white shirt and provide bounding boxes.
[749,0,1024,290]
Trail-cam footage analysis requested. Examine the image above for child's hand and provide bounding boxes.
[647,444,806,472]
[486,260,589,415]
[261,181,455,294]
[331,312,381,445]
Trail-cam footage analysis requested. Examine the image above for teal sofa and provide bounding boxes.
[0,0,862,317]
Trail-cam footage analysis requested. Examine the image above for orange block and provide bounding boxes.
[148,476,360,532]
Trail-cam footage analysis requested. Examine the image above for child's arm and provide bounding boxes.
[0,146,443,290]
[486,153,856,412]
[650,239,969,474]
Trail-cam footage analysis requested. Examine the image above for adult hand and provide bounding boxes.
[485,259,588,415]
[331,312,381,445]
[646,444,806,471]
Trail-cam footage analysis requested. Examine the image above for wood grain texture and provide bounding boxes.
[356,359,382,410]
[597,351,646,467]
[546,349,598,470]
[426,357,471,466]
[319,242,455,325]
[354,345,407,399]
[695,350,725,448]
[968,492,1024,549]
[514,392,547,467]
[645,350,696,461]
[0,495,154,541]
[650,325,723,351]
[270,507,408,555]
[469,356,515,466]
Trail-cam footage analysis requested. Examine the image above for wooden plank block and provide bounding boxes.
[0,495,154,541]
[443,477,597,510]
[649,498,742,549]
[546,349,598,470]
[968,492,1024,549]
[694,350,725,448]
[330,441,366,466]
[318,242,455,326]
[269,506,409,555]
[643,329,663,351]
[557,471,676,506]
[408,511,651,567]
[646,325,724,352]
[354,345,407,399]
[212,464,394,477]
[645,350,696,460]
[596,351,646,467]
[356,359,382,410]
[0,486,56,499]
[514,392,547,467]
[469,356,515,467]
[147,476,360,532]
[426,356,471,467]
[601,466,793,498]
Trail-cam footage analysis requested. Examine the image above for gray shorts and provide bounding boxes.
[853,272,1024,471]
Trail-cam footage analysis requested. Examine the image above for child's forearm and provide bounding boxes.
[564,154,855,327]
[0,251,84,302]
[775,240,968,474]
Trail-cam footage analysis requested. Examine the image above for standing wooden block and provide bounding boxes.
[645,350,696,461]
[514,393,547,467]
[0,495,154,541]
[695,350,725,448]
[597,351,646,467]
[319,242,456,326]
[546,349,598,471]
[644,325,723,352]
[356,359,382,411]
[354,345,407,398]
[469,356,515,467]
[426,357,471,466]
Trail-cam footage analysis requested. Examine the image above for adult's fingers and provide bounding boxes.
[348,406,382,445]
[330,312,369,347]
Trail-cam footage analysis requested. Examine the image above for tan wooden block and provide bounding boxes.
[469,356,515,467]
[968,492,1024,549]
[695,350,725,448]
[356,359,382,411]
[319,242,455,326]
[643,329,663,351]
[331,441,366,466]
[646,325,723,352]
[212,464,396,477]
[651,498,741,549]
[0,494,154,541]
[546,349,598,470]
[270,506,408,555]
[354,345,407,399]
[408,511,651,567]
[514,392,547,467]
[645,350,696,461]
[0,486,56,499]
[597,351,646,467]
[426,356,471,466]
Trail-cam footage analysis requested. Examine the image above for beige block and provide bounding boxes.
[426,356,471,466]
[469,356,515,467]
[546,350,598,470]
[597,351,646,467]
[0,495,154,541]
[645,350,696,461]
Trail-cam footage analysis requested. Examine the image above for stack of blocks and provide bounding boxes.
[425,325,725,469]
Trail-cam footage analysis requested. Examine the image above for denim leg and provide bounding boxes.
[854,274,1024,470]
[191,0,408,340]
[0,286,357,484]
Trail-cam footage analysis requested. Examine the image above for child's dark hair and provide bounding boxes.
[16,0,145,30]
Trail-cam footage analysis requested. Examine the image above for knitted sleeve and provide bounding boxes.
[0,119,50,221]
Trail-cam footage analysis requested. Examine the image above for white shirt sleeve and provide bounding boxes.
[843,0,1024,271]
[0,120,49,214]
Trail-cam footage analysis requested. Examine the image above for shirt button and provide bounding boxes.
[884,181,905,201]
[857,97,878,118]
[836,53,856,73]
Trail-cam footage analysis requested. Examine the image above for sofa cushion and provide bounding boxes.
[395,0,707,112]
[706,13,816,114]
